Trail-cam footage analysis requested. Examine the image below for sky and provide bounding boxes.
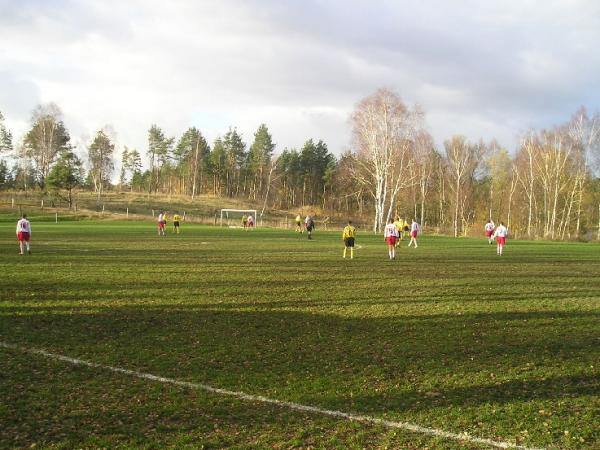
[1,0,600,166]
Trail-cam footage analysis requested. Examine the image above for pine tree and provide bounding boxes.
[247,124,275,199]
[46,149,82,208]
[147,125,174,193]
[119,147,130,188]
[223,128,246,196]
[0,111,13,154]
[175,127,210,198]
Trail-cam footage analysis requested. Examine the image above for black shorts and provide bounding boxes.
[174,221,180,227]
[344,237,355,247]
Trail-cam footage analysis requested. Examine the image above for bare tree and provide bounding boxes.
[444,135,482,237]
[567,108,600,235]
[413,131,435,227]
[350,88,422,232]
[535,129,574,238]
[515,133,538,237]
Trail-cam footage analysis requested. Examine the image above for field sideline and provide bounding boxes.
[1,221,599,449]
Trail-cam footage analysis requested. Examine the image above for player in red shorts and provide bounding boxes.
[408,219,420,248]
[16,214,31,255]
[484,220,495,244]
[157,211,166,236]
[492,222,508,255]
[384,218,399,259]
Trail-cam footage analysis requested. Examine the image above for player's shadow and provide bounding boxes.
[2,306,598,413]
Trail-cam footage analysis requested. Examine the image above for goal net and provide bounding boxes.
[220,209,258,228]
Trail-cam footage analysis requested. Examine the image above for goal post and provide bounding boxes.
[220,209,258,227]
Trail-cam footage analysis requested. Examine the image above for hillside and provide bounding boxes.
[0,190,372,230]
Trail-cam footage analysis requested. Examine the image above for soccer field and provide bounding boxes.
[1,221,599,449]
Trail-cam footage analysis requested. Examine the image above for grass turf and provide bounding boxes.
[1,220,599,449]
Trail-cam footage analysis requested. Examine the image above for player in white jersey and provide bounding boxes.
[484,220,495,244]
[384,218,399,259]
[492,222,508,255]
[16,214,32,255]
[408,219,420,248]
[157,212,166,236]
[305,215,315,239]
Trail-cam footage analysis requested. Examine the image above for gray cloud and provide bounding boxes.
[1,0,599,160]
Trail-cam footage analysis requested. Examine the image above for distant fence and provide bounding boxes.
[0,194,375,231]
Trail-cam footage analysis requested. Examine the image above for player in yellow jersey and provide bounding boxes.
[162,212,169,234]
[342,220,356,259]
[394,217,403,245]
[173,213,181,234]
[295,214,303,233]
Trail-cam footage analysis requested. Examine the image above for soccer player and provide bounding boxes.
[157,211,166,236]
[394,217,403,245]
[492,222,508,255]
[402,218,410,240]
[305,215,315,239]
[247,215,254,229]
[173,212,181,234]
[342,220,356,259]
[16,214,31,255]
[241,215,248,229]
[408,219,420,248]
[384,218,399,259]
[295,214,303,233]
[484,219,495,244]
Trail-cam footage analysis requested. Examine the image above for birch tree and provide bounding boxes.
[88,128,115,202]
[351,88,422,232]
[22,103,71,188]
[444,135,482,237]
[515,133,538,237]
[413,131,435,227]
[567,108,600,234]
[535,129,573,238]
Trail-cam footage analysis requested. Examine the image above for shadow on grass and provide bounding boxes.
[1,306,598,410]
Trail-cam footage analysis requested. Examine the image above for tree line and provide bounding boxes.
[1,89,599,238]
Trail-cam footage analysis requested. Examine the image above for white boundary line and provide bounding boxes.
[0,341,543,450]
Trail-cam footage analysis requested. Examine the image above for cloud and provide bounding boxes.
[1,0,599,166]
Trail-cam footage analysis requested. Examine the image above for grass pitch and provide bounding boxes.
[1,220,599,449]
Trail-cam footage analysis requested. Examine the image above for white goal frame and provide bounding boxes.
[220,209,258,227]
